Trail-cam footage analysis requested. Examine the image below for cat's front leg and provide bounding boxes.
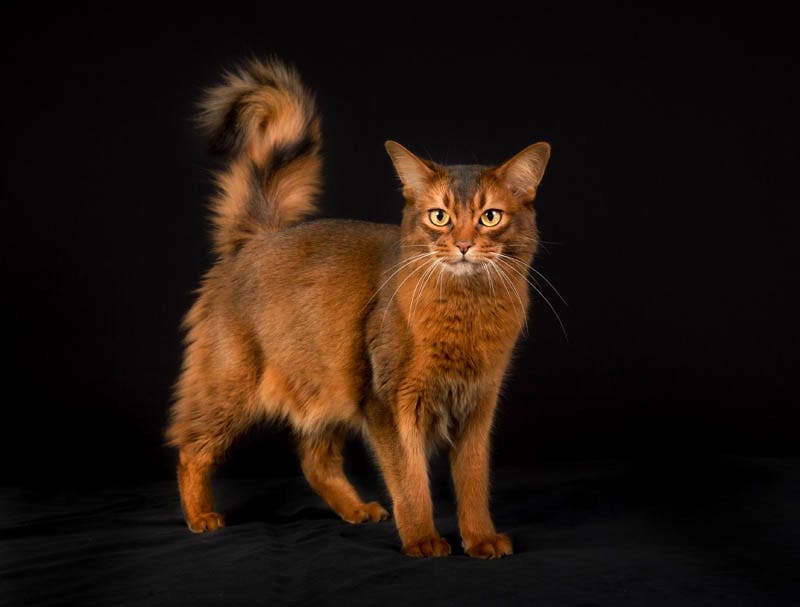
[450,391,513,559]
[366,396,451,557]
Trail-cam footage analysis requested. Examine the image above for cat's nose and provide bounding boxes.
[456,240,473,255]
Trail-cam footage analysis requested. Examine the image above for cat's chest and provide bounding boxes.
[413,301,518,375]
[421,372,482,444]
[412,331,497,421]
[417,334,485,378]
[410,303,517,424]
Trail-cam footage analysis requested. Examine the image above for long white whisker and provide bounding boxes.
[496,253,568,306]
[408,260,436,326]
[379,257,437,331]
[490,260,528,334]
[499,262,529,335]
[482,262,499,312]
[381,251,435,276]
[437,260,445,301]
[500,243,541,251]
[408,259,442,327]
[527,266,567,306]
[361,252,436,313]
[495,257,568,341]
[414,259,445,323]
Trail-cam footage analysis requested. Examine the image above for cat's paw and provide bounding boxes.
[187,512,226,533]
[341,501,390,524]
[463,533,513,559]
[402,535,451,558]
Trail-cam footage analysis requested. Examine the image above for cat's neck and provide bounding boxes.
[393,258,530,343]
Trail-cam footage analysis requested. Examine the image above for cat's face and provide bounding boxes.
[387,142,550,276]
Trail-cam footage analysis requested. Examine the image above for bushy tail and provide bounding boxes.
[197,58,322,257]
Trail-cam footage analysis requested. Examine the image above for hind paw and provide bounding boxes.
[341,501,390,524]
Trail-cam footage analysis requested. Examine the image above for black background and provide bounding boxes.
[2,9,797,488]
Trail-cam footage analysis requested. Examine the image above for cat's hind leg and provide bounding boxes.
[169,401,250,533]
[168,375,260,533]
[177,444,226,533]
[297,429,389,524]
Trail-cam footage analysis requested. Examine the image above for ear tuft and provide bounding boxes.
[495,142,551,204]
[385,140,435,199]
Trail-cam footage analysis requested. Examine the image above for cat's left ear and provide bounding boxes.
[494,142,551,205]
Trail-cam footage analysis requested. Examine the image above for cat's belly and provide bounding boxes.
[257,362,364,433]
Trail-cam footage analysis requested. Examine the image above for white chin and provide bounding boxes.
[443,260,478,275]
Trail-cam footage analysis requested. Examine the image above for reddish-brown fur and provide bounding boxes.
[166,58,551,558]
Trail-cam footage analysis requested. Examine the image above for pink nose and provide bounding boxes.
[456,240,473,255]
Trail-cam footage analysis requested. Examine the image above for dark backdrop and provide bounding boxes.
[2,9,797,487]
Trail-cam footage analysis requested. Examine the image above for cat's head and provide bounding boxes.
[386,140,550,275]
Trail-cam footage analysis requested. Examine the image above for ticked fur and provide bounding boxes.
[166,58,551,559]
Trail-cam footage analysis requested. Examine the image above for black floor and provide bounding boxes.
[3,456,798,606]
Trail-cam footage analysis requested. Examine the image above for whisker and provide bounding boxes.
[408,259,443,327]
[501,242,549,253]
[380,251,435,276]
[481,261,498,311]
[438,260,445,301]
[376,253,435,284]
[490,260,528,335]
[495,253,568,306]
[379,257,437,331]
[501,243,540,249]
[495,257,568,341]
[527,266,567,306]
[407,259,437,325]
[500,267,529,335]
[361,252,437,313]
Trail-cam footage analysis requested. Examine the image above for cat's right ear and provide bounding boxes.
[385,141,435,201]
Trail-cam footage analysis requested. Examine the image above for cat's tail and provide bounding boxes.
[197,58,322,257]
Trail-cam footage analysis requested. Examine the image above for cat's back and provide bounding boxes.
[253,218,399,274]
[270,218,399,257]
[231,218,400,317]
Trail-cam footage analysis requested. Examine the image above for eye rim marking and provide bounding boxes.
[479,209,503,227]
[428,209,451,227]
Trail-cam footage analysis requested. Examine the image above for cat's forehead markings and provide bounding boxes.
[446,165,484,207]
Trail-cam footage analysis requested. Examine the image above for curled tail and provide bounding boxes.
[198,58,322,257]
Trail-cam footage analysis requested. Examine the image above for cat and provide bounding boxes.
[166,57,551,559]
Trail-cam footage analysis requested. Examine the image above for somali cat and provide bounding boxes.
[166,58,551,559]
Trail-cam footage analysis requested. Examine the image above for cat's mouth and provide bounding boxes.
[442,255,480,275]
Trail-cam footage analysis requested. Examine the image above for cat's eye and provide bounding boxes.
[428,209,451,226]
[479,209,503,227]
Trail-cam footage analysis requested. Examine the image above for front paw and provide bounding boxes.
[402,534,451,558]
[187,512,226,533]
[463,533,513,559]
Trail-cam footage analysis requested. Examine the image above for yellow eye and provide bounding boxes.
[428,209,451,226]
[480,209,503,227]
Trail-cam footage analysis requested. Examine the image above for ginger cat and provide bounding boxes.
[166,58,551,558]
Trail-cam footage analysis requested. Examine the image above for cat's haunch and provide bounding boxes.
[166,57,551,559]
